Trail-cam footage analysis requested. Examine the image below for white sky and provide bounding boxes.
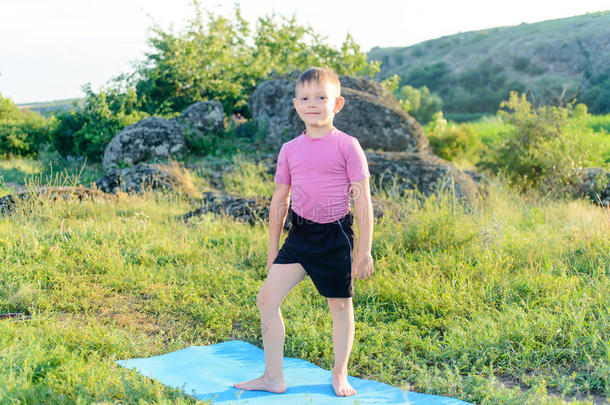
[1,0,608,104]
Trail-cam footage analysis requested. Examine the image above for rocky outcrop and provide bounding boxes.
[95,163,183,194]
[181,191,271,226]
[102,117,186,170]
[102,101,224,170]
[365,151,478,201]
[180,101,224,134]
[250,76,430,152]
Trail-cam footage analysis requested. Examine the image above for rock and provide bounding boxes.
[571,168,610,207]
[366,151,478,201]
[182,190,271,226]
[180,101,225,133]
[95,163,182,194]
[102,117,186,170]
[463,169,486,185]
[250,76,429,152]
[103,101,225,170]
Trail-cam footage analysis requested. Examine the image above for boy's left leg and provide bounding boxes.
[327,297,356,397]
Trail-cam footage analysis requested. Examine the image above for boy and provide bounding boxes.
[234,67,374,397]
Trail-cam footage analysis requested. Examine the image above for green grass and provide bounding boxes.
[0,159,608,404]
[0,152,102,196]
[587,114,610,135]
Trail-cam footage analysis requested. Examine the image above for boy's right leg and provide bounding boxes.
[233,262,307,393]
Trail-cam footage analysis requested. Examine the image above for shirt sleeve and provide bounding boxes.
[344,137,370,183]
[274,144,291,184]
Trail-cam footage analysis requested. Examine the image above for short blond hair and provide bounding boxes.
[295,67,341,95]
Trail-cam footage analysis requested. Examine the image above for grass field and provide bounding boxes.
[0,156,608,404]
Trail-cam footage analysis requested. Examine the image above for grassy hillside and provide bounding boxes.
[369,11,610,114]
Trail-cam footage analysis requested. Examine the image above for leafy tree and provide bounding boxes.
[123,2,379,117]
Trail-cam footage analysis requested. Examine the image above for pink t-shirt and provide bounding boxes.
[274,127,370,223]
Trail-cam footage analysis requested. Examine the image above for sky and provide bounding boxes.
[1,0,608,104]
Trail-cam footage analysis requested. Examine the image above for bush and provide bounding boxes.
[0,93,55,158]
[395,85,443,124]
[426,112,486,165]
[477,92,607,193]
[51,85,147,161]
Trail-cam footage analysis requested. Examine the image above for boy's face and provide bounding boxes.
[293,80,345,129]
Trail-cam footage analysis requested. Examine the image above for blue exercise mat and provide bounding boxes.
[115,340,471,404]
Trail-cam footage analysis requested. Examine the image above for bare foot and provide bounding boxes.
[332,373,356,397]
[233,374,287,393]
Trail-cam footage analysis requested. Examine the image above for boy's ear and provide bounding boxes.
[333,96,345,114]
[293,97,297,109]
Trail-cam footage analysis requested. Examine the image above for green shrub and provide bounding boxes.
[477,92,607,192]
[0,93,55,158]
[395,85,443,124]
[425,112,486,164]
[51,85,147,161]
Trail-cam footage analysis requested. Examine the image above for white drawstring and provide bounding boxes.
[336,219,353,264]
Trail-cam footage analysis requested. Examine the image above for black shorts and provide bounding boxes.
[273,207,355,298]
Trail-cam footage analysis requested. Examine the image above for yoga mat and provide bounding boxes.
[115,340,471,404]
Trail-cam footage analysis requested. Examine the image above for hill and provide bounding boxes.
[17,98,84,117]
[368,11,610,115]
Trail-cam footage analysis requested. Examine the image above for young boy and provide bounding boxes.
[234,67,374,397]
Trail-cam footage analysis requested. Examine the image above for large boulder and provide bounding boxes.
[102,117,186,170]
[180,101,225,135]
[250,76,430,152]
[103,101,225,170]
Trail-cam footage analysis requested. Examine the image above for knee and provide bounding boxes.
[257,288,279,312]
[327,298,352,316]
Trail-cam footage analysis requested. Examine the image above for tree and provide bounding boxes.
[123,1,379,117]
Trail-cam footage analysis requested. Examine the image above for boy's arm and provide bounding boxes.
[351,176,374,279]
[268,183,291,256]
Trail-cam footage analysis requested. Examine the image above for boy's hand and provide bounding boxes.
[352,251,374,280]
